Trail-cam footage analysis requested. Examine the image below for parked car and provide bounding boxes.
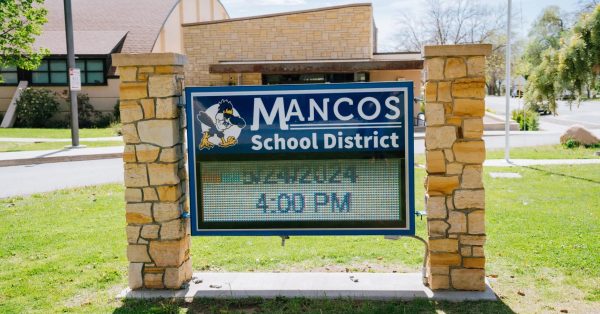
[527,101,552,115]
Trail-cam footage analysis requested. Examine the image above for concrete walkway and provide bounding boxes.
[485,158,600,167]
[0,145,123,167]
[0,136,122,142]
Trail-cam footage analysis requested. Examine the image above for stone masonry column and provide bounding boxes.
[423,44,492,291]
[112,53,192,289]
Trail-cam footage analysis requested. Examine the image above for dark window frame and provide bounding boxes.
[0,56,109,87]
[31,59,68,85]
[76,58,108,86]
[0,66,19,86]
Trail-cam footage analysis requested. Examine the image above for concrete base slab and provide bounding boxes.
[117,272,497,302]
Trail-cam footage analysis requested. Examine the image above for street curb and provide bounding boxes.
[0,152,123,167]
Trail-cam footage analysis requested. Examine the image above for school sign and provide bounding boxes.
[185,82,415,236]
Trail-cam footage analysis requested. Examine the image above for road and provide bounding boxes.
[1,128,581,199]
[0,158,123,199]
[485,96,600,131]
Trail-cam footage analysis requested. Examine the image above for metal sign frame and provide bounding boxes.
[185,82,415,236]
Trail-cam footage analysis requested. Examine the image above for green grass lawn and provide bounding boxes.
[487,144,600,159]
[0,141,123,152]
[1,164,599,313]
[0,127,118,139]
[414,144,600,165]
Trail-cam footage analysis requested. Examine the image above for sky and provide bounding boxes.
[219,0,581,51]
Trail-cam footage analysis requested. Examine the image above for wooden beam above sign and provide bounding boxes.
[209,60,424,74]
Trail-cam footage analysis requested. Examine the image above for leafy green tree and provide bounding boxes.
[559,5,600,102]
[519,6,566,114]
[524,49,561,113]
[0,0,49,77]
[519,6,565,77]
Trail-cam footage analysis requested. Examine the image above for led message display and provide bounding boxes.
[185,82,414,236]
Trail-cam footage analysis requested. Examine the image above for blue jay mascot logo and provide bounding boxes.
[197,99,246,150]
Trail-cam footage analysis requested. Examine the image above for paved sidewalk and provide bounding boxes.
[485,158,600,167]
[0,146,123,167]
[0,136,122,142]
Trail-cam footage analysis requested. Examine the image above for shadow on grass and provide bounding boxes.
[517,164,600,184]
[114,297,516,314]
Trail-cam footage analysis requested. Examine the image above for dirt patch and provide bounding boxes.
[286,262,418,273]
[490,267,599,314]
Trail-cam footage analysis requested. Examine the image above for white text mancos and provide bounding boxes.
[250,96,402,131]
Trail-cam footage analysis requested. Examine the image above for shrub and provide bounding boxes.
[75,93,101,128]
[110,121,122,136]
[511,109,539,131]
[15,88,60,127]
[563,138,580,149]
[561,138,600,149]
[45,119,69,128]
[63,93,114,128]
[94,113,114,128]
[113,101,120,122]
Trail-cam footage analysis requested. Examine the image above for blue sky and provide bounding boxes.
[220,0,580,51]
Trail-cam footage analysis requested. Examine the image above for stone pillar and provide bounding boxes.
[112,53,191,290]
[423,44,492,291]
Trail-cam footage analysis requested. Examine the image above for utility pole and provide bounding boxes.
[64,0,80,147]
[505,0,512,162]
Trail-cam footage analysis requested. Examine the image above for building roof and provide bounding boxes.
[38,0,179,54]
[33,31,127,55]
[183,3,372,27]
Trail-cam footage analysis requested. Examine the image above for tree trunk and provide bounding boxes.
[587,86,591,99]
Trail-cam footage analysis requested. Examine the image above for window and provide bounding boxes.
[76,59,106,84]
[262,73,369,85]
[0,66,18,85]
[2,58,106,86]
[32,60,68,84]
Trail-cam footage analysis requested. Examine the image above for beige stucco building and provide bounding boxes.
[0,0,228,117]
[1,2,423,121]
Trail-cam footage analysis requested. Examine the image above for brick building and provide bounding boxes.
[183,3,423,106]
[1,2,423,122]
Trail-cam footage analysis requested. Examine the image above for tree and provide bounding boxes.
[393,0,510,96]
[578,0,600,13]
[521,4,600,114]
[519,6,566,114]
[559,4,600,102]
[518,6,565,77]
[524,48,561,114]
[0,0,49,76]
[484,33,524,96]
[394,0,505,51]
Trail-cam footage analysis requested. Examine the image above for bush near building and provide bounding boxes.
[15,88,60,128]
[74,93,114,128]
[14,89,115,128]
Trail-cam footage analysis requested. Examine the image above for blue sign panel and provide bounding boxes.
[185,82,414,236]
